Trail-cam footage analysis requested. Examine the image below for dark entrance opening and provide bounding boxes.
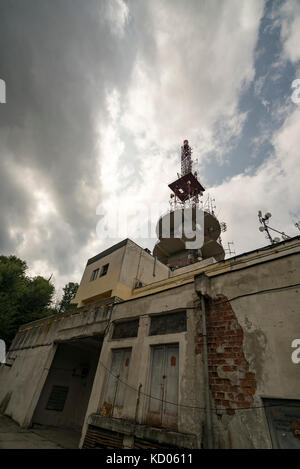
[32,336,102,436]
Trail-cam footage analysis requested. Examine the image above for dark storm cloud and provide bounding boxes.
[0,0,143,276]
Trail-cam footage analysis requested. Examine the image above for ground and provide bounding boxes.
[0,414,80,449]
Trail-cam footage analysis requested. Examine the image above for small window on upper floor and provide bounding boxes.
[112,319,139,339]
[100,263,109,277]
[90,268,99,281]
[149,311,187,336]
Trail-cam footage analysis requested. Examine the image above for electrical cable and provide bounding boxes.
[42,358,300,414]
[16,277,300,414]
[95,357,300,413]
[94,281,300,413]
[210,282,300,304]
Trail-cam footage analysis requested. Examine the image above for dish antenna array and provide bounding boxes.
[258,211,291,244]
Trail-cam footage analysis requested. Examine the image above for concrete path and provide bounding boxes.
[0,414,80,449]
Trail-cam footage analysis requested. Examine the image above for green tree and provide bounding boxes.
[58,282,79,314]
[0,255,55,346]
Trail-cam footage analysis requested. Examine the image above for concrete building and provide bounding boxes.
[1,141,299,449]
[1,235,300,449]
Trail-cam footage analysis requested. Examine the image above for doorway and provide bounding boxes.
[32,336,102,433]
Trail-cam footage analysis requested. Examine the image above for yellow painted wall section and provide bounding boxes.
[73,245,127,306]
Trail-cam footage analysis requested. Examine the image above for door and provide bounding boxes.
[146,344,179,430]
[101,348,131,418]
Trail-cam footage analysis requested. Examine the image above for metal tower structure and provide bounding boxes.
[168,140,204,207]
[181,139,193,176]
[153,140,225,268]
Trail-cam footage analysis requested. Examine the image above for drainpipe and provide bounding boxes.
[153,256,157,277]
[198,293,213,449]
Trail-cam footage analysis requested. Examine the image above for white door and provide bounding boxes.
[146,344,179,430]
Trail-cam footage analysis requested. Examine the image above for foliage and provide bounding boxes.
[0,255,55,346]
[58,281,79,314]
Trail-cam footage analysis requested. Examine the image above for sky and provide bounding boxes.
[0,0,300,299]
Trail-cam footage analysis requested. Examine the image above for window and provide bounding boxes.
[100,263,109,277]
[90,268,99,281]
[100,348,131,418]
[149,311,187,336]
[112,319,139,339]
[263,398,300,449]
[146,344,179,430]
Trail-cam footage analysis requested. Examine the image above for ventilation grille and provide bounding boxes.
[83,424,175,450]
[46,385,69,412]
[83,425,123,449]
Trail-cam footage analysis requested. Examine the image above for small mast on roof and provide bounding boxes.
[168,139,205,206]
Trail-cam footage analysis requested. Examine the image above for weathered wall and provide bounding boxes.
[80,283,205,448]
[171,257,216,276]
[195,246,300,448]
[0,344,56,428]
[2,237,299,448]
[0,299,111,427]
[119,241,169,290]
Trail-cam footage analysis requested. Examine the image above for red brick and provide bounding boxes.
[245,372,255,380]
[241,380,256,388]
[242,387,255,396]
[221,400,230,407]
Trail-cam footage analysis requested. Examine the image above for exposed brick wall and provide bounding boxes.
[195,296,256,416]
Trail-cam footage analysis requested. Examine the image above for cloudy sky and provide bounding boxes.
[0,0,300,297]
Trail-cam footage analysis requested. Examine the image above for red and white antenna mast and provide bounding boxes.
[168,139,204,207]
[181,139,193,176]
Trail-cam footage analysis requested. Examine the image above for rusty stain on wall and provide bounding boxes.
[99,401,113,417]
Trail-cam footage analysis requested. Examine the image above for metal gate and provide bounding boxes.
[146,344,179,430]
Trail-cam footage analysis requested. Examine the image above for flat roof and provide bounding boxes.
[87,239,129,265]
[212,234,300,265]
[87,238,157,266]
